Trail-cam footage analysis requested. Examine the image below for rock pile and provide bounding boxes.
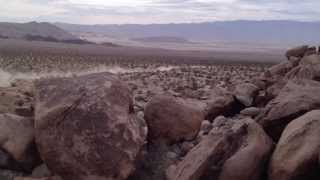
[1,45,320,180]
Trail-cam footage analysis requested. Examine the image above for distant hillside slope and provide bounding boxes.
[0,21,77,40]
[55,20,320,45]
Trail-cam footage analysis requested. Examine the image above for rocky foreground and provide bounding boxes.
[0,45,320,180]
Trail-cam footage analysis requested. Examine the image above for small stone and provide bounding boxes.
[166,152,178,160]
[31,164,51,178]
[180,142,195,156]
[240,107,261,117]
[212,116,228,127]
[0,169,24,180]
[200,120,213,135]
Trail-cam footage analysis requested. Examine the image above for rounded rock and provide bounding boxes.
[144,95,204,144]
[34,73,146,180]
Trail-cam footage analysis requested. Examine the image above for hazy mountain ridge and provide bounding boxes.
[55,20,320,45]
[131,36,191,43]
[0,21,77,40]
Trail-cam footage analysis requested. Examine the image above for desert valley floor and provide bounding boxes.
[1,40,320,180]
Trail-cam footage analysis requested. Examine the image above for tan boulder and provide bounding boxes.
[269,110,320,180]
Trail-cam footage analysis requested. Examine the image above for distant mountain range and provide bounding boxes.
[55,20,320,45]
[131,36,191,43]
[0,21,318,50]
[0,21,77,40]
[0,22,106,45]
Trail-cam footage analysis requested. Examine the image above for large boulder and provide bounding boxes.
[34,73,146,180]
[234,83,259,107]
[166,119,273,180]
[285,45,308,60]
[204,88,240,121]
[218,120,273,180]
[256,79,320,140]
[144,95,203,144]
[265,79,287,100]
[0,114,34,163]
[269,110,320,180]
[285,54,320,80]
[265,61,294,79]
[166,120,245,180]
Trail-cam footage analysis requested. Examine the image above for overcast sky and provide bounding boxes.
[0,0,319,24]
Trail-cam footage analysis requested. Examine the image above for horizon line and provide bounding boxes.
[1,19,320,26]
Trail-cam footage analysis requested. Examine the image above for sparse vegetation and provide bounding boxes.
[0,40,269,91]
